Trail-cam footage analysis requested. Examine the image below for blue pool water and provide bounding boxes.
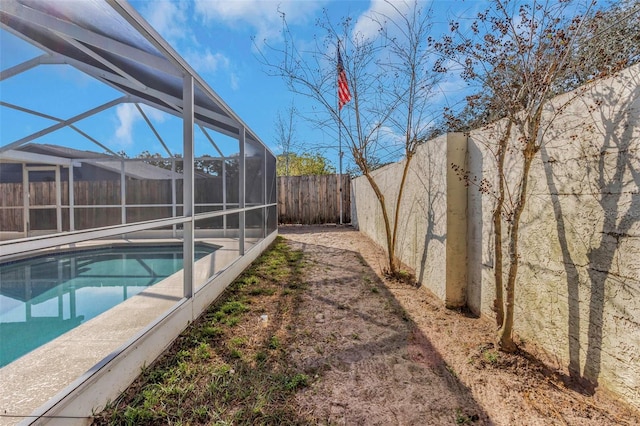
[0,244,216,367]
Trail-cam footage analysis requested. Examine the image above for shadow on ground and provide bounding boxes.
[280,225,492,425]
[280,224,640,425]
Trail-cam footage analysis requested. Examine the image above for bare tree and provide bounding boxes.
[561,0,640,90]
[257,0,442,276]
[445,0,640,133]
[274,102,298,177]
[439,0,602,351]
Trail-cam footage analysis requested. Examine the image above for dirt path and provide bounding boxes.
[280,225,639,426]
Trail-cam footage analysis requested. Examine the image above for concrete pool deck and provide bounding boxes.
[0,237,256,425]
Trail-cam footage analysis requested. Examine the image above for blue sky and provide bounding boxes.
[1,0,475,169]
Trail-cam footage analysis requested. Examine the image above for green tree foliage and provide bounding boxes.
[128,151,240,177]
[276,152,335,176]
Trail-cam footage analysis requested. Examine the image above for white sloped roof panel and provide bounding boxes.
[0,0,266,149]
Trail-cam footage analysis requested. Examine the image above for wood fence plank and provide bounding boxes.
[275,174,350,224]
[0,175,350,231]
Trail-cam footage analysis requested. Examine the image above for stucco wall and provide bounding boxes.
[351,64,640,409]
[469,65,640,408]
[352,133,464,304]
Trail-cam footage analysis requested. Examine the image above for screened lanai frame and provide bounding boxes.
[0,0,277,420]
[0,0,277,295]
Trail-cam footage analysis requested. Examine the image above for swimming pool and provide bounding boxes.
[0,243,216,367]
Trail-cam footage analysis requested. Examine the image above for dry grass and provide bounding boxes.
[92,227,640,425]
[92,236,317,425]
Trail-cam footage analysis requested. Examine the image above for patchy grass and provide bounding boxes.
[92,236,316,425]
[382,266,416,286]
[455,408,480,424]
[482,349,500,365]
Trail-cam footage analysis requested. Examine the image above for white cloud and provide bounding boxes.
[377,124,405,146]
[184,49,240,89]
[427,72,469,108]
[230,73,240,91]
[193,0,327,43]
[141,0,190,45]
[140,104,169,123]
[114,104,169,146]
[352,0,414,42]
[115,103,138,145]
[185,49,230,74]
[139,1,225,79]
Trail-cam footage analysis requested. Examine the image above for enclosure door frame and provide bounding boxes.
[23,164,62,237]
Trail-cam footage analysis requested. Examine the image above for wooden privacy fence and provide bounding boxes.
[0,178,238,232]
[277,174,350,224]
[0,175,348,230]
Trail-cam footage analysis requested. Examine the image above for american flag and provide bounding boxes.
[337,46,351,110]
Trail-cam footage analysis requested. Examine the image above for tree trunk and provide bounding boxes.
[390,153,414,276]
[362,171,397,274]
[498,142,536,352]
[493,122,512,327]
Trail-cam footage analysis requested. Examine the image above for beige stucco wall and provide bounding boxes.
[468,64,640,408]
[351,133,457,304]
[352,64,640,409]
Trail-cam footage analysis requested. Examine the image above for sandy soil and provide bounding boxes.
[279,225,640,426]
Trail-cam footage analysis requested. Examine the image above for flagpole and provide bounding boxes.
[339,104,343,225]
[337,40,343,226]
[337,40,350,226]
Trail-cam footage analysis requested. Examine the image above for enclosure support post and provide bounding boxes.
[171,158,177,238]
[239,127,246,256]
[69,164,75,231]
[264,146,267,238]
[22,165,28,237]
[120,160,126,225]
[55,166,62,233]
[183,74,195,299]
[222,159,227,237]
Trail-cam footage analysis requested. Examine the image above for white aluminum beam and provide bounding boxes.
[69,164,75,232]
[62,35,146,90]
[0,203,277,258]
[120,160,126,224]
[0,54,49,81]
[171,158,177,238]
[0,97,128,153]
[71,60,243,134]
[0,216,190,258]
[198,125,225,157]
[1,0,180,78]
[69,125,120,157]
[0,101,120,156]
[183,74,195,299]
[0,26,241,141]
[0,150,79,167]
[136,104,172,157]
[55,166,62,232]
[264,146,268,237]
[107,0,271,155]
[239,127,246,256]
[222,159,227,235]
[22,165,28,237]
